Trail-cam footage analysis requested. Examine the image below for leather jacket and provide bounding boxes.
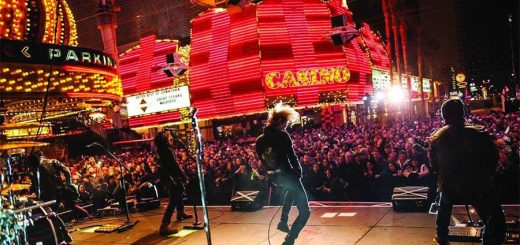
[255,125,302,177]
[429,124,498,202]
[31,158,71,201]
[154,133,186,182]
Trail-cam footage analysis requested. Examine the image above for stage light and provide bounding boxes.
[389,86,405,104]
[374,91,384,102]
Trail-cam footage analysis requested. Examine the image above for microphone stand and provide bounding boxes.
[170,138,203,230]
[1,151,15,206]
[189,108,212,244]
[87,143,138,232]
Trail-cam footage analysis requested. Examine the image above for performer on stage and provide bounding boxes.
[429,99,506,245]
[28,151,74,244]
[255,103,310,245]
[154,130,192,236]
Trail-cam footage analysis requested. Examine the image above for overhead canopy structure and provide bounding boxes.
[0,0,122,126]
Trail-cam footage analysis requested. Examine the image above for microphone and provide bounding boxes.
[86,142,100,148]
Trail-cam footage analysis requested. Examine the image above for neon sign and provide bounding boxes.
[264,67,350,89]
[48,48,116,68]
[0,39,117,71]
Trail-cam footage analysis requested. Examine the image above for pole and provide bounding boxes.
[189,108,212,245]
[418,26,425,117]
[398,0,411,118]
[382,0,394,82]
[390,0,402,86]
[508,14,516,87]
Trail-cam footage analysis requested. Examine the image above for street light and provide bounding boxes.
[508,14,516,82]
[389,86,405,104]
[374,91,385,102]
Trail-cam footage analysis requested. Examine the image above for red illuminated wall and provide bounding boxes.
[257,0,373,105]
[359,23,391,71]
[119,35,182,127]
[190,5,265,119]
[190,0,384,119]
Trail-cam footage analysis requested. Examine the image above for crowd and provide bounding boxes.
[7,111,520,214]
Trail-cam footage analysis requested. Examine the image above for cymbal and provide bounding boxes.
[0,141,49,150]
[1,184,31,195]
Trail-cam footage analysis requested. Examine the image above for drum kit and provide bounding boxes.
[1,141,66,245]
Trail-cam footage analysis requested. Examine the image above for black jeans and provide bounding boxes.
[271,173,310,240]
[436,192,506,245]
[161,175,185,225]
[280,190,294,223]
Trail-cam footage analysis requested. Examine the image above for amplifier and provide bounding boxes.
[136,198,160,211]
[391,186,430,212]
[230,190,264,212]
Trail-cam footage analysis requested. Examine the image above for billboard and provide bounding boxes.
[372,69,391,90]
[126,86,190,117]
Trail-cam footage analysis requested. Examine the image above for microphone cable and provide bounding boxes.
[268,190,288,245]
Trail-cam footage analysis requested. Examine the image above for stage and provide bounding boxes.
[69,202,519,245]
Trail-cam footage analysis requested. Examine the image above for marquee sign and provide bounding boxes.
[264,67,350,89]
[126,86,191,117]
[0,39,117,71]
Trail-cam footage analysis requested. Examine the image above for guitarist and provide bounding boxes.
[154,129,192,236]
[429,99,505,245]
[255,103,310,245]
[28,151,74,244]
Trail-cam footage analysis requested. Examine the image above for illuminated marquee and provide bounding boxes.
[264,67,351,89]
[126,86,191,117]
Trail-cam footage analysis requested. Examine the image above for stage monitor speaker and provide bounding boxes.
[331,14,347,28]
[230,190,264,212]
[391,186,430,212]
[136,182,161,211]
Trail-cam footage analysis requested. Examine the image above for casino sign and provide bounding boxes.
[264,67,351,89]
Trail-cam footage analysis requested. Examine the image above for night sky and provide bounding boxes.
[350,0,519,89]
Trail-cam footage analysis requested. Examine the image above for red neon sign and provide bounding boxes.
[119,35,182,127]
[190,0,385,119]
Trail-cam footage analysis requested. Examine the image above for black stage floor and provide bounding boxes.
[69,201,520,245]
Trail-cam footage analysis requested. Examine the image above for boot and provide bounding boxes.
[281,235,295,245]
[176,212,193,221]
[277,221,290,233]
[434,237,449,245]
[159,223,178,236]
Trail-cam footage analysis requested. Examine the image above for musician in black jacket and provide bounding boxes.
[429,99,506,245]
[255,103,310,245]
[154,130,192,236]
[28,151,73,244]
